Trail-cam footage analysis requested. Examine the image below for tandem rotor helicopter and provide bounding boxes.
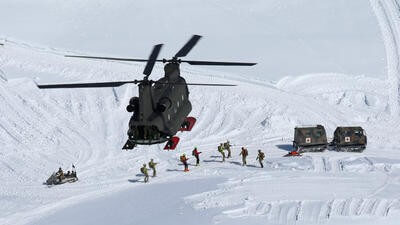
[37,35,256,150]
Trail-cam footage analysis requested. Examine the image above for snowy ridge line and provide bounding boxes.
[370,0,400,115]
[219,198,400,222]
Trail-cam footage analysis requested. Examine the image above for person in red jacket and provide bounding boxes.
[192,147,202,166]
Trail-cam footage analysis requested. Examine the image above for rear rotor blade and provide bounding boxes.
[65,55,157,63]
[182,60,256,66]
[37,80,138,89]
[174,35,202,58]
[143,44,163,76]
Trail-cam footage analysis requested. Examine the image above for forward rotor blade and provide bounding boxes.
[182,60,256,66]
[37,80,138,89]
[65,55,155,62]
[174,35,202,58]
[155,82,236,86]
[143,44,163,76]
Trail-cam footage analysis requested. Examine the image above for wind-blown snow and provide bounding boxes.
[0,39,400,225]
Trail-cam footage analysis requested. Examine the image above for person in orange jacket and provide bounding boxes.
[180,154,189,172]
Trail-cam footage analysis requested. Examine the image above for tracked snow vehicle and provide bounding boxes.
[331,126,367,152]
[45,172,78,185]
[293,125,328,152]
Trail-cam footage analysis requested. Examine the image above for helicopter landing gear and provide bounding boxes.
[164,136,180,150]
[179,117,196,132]
[122,139,137,150]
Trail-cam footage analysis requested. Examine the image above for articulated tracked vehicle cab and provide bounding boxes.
[331,126,367,152]
[293,125,328,152]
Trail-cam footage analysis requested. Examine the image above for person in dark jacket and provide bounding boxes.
[256,150,265,168]
[239,147,248,166]
[192,147,202,166]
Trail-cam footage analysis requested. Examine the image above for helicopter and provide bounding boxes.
[37,35,256,150]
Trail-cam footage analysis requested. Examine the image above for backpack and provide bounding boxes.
[180,156,186,162]
[259,152,265,160]
[192,150,196,156]
[140,167,145,174]
[243,149,248,156]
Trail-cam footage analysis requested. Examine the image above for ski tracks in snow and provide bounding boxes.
[371,0,400,115]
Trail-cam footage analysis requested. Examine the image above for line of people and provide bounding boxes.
[140,141,267,183]
[180,142,266,172]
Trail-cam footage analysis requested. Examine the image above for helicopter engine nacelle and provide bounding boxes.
[126,97,139,113]
[156,97,171,112]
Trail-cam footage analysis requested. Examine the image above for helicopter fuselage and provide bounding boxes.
[126,63,192,146]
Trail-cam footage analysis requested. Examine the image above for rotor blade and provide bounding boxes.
[181,60,256,66]
[155,82,236,86]
[174,35,202,58]
[65,55,159,63]
[37,80,138,89]
[143,44,163,76]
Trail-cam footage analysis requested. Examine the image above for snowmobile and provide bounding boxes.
[45,169,78,185]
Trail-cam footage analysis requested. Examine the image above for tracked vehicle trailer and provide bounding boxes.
[293,125,327,152]
[331,126,367,152]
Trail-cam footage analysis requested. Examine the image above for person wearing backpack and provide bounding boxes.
[218,143,226,162]
[180,154,189,172]
[239,147,248,166]
[224,140,232,158]
[192,147,202,166]
[256,150,265,168]
[140,164,149,183]
[148,159,158,177]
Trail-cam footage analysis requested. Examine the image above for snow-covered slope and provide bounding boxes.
[0,0,386,80]
[1,1,400,225]
[1,39,400,225]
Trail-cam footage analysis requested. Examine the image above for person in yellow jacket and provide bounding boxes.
[148,159,158,177]
[140,164,149,183]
